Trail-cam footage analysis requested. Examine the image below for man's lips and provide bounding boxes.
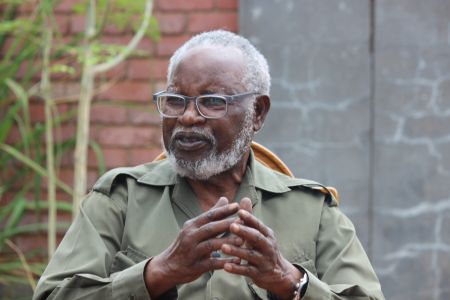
[172,132,211,151]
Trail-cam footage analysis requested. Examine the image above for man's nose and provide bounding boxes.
[178,100,205,125]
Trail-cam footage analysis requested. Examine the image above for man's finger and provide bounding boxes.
[194,197,239,226]
[237,210,271,237]
[229,223,269,249]
[196,235,244,256]
[223,261,259,278]
[195,218,241,245]
[197,257,241,272]
[221,243,264,265]
[239,197,253,214]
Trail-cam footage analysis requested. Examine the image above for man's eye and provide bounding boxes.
[200,97,225,108]
[165,96,184,107]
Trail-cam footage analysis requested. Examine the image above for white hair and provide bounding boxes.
[167,30,271,95]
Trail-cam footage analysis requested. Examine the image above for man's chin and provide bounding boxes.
[166,151,232,180]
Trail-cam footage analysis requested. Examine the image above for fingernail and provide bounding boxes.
[222,244,231,252]
[230,223,240,232]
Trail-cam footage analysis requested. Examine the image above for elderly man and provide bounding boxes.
[34,30,384,300]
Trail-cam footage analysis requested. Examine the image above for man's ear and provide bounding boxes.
[253,95,270,132]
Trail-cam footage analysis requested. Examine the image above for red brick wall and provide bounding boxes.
[29,0,238,190]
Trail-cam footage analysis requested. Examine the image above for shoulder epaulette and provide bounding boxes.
[299,183,339,206]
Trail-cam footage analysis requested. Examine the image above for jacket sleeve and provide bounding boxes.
[32,188,152,300]
[301,204,385,300]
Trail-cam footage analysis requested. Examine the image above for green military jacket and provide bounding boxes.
[33,153,384,300]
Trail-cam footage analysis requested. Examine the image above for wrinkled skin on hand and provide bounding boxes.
[222,198,302,300]
[145,197,244,297]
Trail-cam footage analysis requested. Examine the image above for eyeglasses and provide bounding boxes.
[153,91,258,119]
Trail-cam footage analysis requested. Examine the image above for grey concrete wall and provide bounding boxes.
[240,1,450,299]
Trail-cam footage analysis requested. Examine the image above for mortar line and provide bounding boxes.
[368,0,377,259]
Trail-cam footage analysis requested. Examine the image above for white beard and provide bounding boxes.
[164,108,254,180]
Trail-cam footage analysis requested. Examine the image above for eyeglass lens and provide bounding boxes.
[157,95,227,118]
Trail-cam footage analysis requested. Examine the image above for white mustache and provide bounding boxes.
[171,127,214,141]
[169,127,216,151]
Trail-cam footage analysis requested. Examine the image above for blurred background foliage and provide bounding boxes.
[0,0,158,298]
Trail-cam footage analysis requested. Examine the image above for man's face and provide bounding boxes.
[162,45,255,180]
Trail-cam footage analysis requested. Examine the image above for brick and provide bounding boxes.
[128,58,168,80]
[136,37,155,54]
[56,168,97,191]
[156,13,187,34]
[103,148,129,167]
[86,169,100,189]
[100,62,128,80]
[69,14,86,34]
[5,126,22,144]
[54,15,71,35]
[157,0,214,11]
[56,191,72,202]
[50,82,68,100]
[16,60,42,80]
[28,102,69,124]
[55,0,79,13]
[129,147,164,165]
[216,0,238,9]
[64,82,81,97]
[156,35,191,56]
[29,102,45,123]
[88,147,129,168]
[53,124,77,143]
[127,59,152,80]
[16,3,32,13]
[100,35,154,57]
[90,104,127,124]
[128,105,161,125]
[97,81,152,102]
[103,23,126,35]
[150,59,169,79]
[95,126,160,147]
[153,80,167,92]
[57,168,74,187]
[15,234,48,254]
[188,11,238,33]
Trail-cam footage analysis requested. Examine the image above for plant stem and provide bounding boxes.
[93,0,153,74]
[73,0,96,218]
[5,239,36,291]
[41,4,56,259]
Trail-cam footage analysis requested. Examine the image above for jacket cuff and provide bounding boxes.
[297,267,331,300]
[112,259,151,300]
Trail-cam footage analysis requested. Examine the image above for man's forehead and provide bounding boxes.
[169,45,246,93]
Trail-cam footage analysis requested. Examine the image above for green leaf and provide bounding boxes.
[0,143,73,195]
[0,222,71,241]
[0,19,34,34]
[3,197,26,233]
[25,200,73,213]
[49,64,76,75]
[0,96,22,144]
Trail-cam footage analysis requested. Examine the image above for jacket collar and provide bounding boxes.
[137,150,312,194]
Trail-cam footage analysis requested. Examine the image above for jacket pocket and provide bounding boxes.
[110,246,149,274]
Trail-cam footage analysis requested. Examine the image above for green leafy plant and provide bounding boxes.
[0,0,158,297]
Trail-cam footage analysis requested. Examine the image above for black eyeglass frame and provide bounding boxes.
[152,91,259,119]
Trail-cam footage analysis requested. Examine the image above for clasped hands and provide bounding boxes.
[145,197,302,300]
